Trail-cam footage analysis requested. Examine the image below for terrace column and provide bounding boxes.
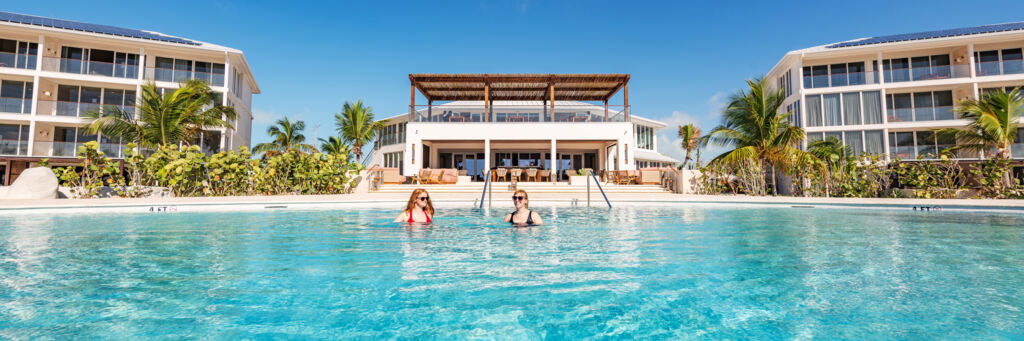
[27,35,44,156]
[550,139,557,183]
[484,83,490,122]
[409,83,416,121]
[604,100,608,121]
[484,139,491,180]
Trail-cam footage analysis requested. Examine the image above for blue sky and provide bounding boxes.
[8,0,1024,161]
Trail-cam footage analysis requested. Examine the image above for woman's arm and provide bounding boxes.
[503,213,512,223]
[531,212,544,225]
[394,211,408,222]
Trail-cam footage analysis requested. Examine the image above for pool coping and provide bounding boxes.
[3,194,1024,214]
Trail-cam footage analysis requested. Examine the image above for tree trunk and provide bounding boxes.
[683,149,692,170]
[770,163,778,196]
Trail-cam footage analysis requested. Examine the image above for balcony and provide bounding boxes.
[36,100,134,118]
[0,138,28,156]
[408,104,629,123]
[975,60,1024,77]
[804,70,880,89]
[0,51,36,70]
[41,57,139,79]
[0,96,31,114]
[884,64,970,83]
[145,66,225,86]
[33,141,128,158]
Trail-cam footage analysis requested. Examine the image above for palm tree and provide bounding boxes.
[939,88,1022,159]
[253,118,316,157]
[335,100,385,161]
[703,77,806,195]
[319,136,352,158]
[807,137,851,173]
[85,79,236,147]
[678,123,701,170]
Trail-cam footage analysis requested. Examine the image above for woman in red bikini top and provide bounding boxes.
[394,188,433,223]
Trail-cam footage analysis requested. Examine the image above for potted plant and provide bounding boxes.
[568,168,591,186]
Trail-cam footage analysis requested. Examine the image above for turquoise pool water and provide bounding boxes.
[1,205,1023,339]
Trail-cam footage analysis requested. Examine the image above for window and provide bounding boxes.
[384,152,404,173]
[0,39,38,70]
[864,130,884,154]
[776,70,792,97]
[805,95,822,127]
[803,62,866,88]
[886,90,954,122]
[51,126,102,157]
[888,130,960,160]
[823,94,841,126]
[889,55,955,81]
[862,91,883,124]
[842,92,861,125]
[151,57,226,86]
[59,46,138,78]
[975,48,1024,76]
[377,122,406,147]
[889,132,915,160]
[1013,127,1024,159]
[56,85,134,117]
[0,124,29,155]
[0,80,33,114]
[635,125,654,150]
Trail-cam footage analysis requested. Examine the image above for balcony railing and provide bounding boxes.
[35,100,135,118]
[33,141,128,158]
[886,105,955,122]
[408,104,629,123]
[884,64,970,83]
[804,70,880,89]
[0,51,36,70]
[0,96,31,114]
[0,139,28,156]
[144,66,225,86]
[41,57,139,79]
[975,60,1024,77]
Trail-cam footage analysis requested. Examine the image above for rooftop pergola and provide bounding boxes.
[408,73,630,121]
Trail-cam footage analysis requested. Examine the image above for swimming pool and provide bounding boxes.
[1,205,1022,338]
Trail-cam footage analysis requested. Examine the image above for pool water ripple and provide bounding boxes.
[1,206,1023,339]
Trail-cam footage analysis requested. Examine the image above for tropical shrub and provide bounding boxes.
[54,141,126,198]
[891,156,967,199]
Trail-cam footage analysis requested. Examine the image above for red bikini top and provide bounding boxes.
[407,210,431,223]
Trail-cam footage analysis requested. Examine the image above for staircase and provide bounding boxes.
[376,181,671,195]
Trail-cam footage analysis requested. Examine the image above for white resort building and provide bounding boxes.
[0,11,259,185]
[369,74,679,184]
[766,21,1024,162]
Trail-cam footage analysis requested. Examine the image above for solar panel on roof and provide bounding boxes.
[827,22,1024,48]
[0,11,200,46]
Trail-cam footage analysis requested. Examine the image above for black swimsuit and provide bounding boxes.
[509,210,535,225]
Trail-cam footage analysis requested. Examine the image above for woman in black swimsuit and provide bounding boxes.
[503,189,543,226]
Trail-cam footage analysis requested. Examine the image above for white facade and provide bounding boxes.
[766,23,1024,161]
[369,101,677,181]
[0,12,260,174]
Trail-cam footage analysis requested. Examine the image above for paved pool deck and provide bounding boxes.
[3,192,1024,212]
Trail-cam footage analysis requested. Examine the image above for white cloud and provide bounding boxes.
[252,109,281,125]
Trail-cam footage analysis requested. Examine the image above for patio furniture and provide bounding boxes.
[378,168,407,184]
[510,168,523,183]
[615,170,636,185]
[495,168,508,181]
[448,116,465,122]
[458,169,469,176]
[438,168,458,184]
[538,169,550,182]
[412,169,431,184]
[639,168,662,184]
[525,168,538,182]
[425,169,444,184]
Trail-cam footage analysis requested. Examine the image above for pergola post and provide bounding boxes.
[427,100,432,120]
[604,100,609,121]
[409,83,416,121]
[623,80,630,121]
[484,81,490,122]
[548,81,555,122]
[550,139,557,182]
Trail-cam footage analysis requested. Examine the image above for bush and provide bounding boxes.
[55,143,363,198]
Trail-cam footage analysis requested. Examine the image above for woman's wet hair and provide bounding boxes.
[404,188,434,216]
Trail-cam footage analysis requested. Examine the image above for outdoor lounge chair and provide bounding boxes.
[495,168,508,181]
[378,168,407,184]
[615,170,636,185]
[412,169,431,184]
[425,169,444,184]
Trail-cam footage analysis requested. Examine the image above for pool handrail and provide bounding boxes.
[479,168,491,209]
[588,170,612,208]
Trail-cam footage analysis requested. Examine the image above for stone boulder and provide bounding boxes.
[0,167,59,200]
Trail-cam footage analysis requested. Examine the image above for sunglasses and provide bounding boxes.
[418,196,430,201]
[512,196,526,201]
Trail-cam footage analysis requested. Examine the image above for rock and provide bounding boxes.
[0,167,59,200]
